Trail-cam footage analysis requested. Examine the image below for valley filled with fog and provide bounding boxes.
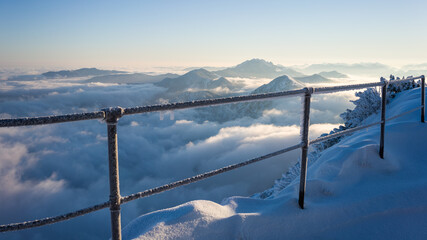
[0,59,421,239]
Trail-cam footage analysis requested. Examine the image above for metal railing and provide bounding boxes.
[0,75,425,240]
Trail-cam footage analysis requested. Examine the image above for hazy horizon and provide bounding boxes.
[1,0,427,70]
[1,59,426,76]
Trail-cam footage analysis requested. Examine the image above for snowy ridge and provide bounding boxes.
[123,87,427,239]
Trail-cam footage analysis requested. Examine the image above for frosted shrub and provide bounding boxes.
[386,75,420,100]
[340,88,381,128]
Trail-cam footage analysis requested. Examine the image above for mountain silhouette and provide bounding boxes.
[253,75,304,94]
[214,59,305,78]
[155,69,236,92]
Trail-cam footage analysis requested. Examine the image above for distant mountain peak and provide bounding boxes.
[183,68,218,80]
[235,59,276,68]
[214,59,305,78]
[268,75,304,87]
[252,75,304,94]
[240,58,273,64]
[187,68,210,74]
[155,69,235,92]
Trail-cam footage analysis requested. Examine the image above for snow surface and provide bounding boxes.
[123,87,427,239]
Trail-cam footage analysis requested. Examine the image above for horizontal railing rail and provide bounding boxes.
[2,76,422,128]
[0,75,424,240]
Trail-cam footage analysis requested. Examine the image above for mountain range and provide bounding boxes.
[8,68,126,80]
[7,59,426,84]
[296,63,395,76]
[42,68,125,78]
[252,75,304,94]
[86,73,179,84]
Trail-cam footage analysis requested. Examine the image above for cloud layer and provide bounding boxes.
[0,76,353,239]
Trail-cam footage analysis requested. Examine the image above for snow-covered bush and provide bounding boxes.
[340,88,381,128]
[386,75,420,100]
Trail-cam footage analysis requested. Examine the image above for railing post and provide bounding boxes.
[298,87,312,209]
[421,75,425,123]
[104,107,124,240]
[379,81,388,159]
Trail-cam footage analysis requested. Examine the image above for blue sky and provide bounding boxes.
[1,0,426,69]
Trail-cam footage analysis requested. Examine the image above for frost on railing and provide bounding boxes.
[0,111,105,127]
[0,75,425,240]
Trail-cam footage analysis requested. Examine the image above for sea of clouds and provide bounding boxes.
[0,74,360,239]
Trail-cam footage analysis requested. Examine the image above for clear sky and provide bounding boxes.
[1,0,426,69]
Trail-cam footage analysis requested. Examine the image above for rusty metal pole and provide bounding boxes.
[379,81,388,159]
[421,75,425,123]
[298,88,312,209]
[104,107,124,240]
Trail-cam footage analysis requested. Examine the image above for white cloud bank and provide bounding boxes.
[0,76,354,239]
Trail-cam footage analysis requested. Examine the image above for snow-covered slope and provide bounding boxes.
[123,87,427,240]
